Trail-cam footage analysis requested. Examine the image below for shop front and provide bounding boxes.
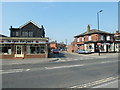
[95,42,114,53]
[0,37,49,59]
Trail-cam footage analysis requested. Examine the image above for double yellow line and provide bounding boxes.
[70,76,119,88]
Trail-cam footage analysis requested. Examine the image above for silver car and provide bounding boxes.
[76,49,91,54]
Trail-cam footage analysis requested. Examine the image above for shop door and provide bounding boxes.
[15,45,24,57]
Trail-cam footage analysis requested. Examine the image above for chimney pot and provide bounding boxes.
[87,25,90,32]
[116,30,119,35]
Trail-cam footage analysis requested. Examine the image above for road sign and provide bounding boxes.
[97,42,101,46]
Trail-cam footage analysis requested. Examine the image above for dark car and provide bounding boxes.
[76,49,91,54]
[53,49,59,54]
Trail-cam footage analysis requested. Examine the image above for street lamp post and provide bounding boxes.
[97,10,103,31]
[97,10,103,56]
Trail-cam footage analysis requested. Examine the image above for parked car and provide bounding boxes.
[76,49,91,54]
[53,49,59,54]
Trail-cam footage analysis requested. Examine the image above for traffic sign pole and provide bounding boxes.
[97,43,101,56]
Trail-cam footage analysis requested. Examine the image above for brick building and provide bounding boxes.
[114,30,120,52]
[67,25,115,53]
[49,41,57,49]
[0,21,49,59]
[49,41,66,51]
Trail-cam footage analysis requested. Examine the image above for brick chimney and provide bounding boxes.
[87,25,90,33]
[116,30,119,35]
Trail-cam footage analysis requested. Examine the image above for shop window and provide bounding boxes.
[108,45,111,49]
[0,45,12,55]
[89,45,92,49]
[100,45,104,50]
[27,45,45,54]
[87,45,93,49]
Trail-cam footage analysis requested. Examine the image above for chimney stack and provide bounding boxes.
[87,25,90,33]
[116,30,119,35]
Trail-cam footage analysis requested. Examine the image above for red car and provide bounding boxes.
[53,49,59,54]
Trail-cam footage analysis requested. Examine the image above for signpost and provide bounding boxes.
[97,42,101,56]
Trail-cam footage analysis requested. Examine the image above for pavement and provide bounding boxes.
[65,51,119,58]
[1,58,58,65]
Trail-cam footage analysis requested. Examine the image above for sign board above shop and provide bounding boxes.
[97,42,111,46]
[97,42,101,46]
[101,43,111,45]
[0,40,49,44]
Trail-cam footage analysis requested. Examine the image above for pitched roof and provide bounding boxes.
[19,20,42,29]
[74,29,113,37]
[0,34,7,37]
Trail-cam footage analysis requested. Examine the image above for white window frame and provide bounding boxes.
[82,37,84,42]
[77,38,80,42]
[88,36,91,41]
[101,35,104,40]
[107,35,110,41]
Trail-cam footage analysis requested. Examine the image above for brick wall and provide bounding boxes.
[84,35,88,42]
[91,34,99,41]
[50,43,57,49]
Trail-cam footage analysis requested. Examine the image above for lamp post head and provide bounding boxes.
[98,10,103,13]
[99,10,103,12]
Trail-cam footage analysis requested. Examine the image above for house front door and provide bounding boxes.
[15,45,24,58]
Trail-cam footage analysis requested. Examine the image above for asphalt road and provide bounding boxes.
[2,52,119,88]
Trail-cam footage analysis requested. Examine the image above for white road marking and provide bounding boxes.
[1,69,23,74]
[100,61,117,64]
[45,64,84,70]
[26,69,30,71]
[1,60,118,74]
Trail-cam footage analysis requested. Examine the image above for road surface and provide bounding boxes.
[2,52,119,88]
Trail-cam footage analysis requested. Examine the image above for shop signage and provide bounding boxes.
[105,43,110,45]
[97,42,101,46]
[100,43,111,45]
[1,40,47,44]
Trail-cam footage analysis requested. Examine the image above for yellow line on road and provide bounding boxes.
[70,76,118,88]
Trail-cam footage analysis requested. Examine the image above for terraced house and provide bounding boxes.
[0,21,49,59]
[68,25,116,53]
[114,30,120,52]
